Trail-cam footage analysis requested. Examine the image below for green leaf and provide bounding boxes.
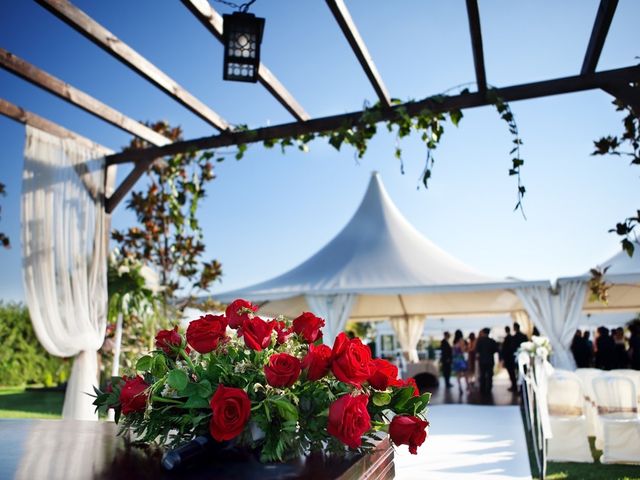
[152,355,168,377]
[270,397,298,421]
[167,369,189,391]
[372,392,392,407]
[196,379,213,398]
[622,238,635,257]
[136,355,153,372]
[449,110,463,127]
[181,396,210,409]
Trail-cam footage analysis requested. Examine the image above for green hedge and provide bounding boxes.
[0,302,70,387]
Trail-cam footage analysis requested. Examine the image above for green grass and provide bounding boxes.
[520,402,640,479]
[546,437,640,480]
[0,386,64,419]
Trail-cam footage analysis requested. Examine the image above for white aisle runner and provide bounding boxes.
[395,405,532,480]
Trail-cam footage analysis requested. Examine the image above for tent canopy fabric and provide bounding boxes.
[213,172,547,319]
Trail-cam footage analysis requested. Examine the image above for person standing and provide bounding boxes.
[583,330,594,367]
[476,328,498,394]
[629,323,640,370]
[452,330,469,393]
[613,327,629,369]
[501,326,517,392]
[440,331,453,388]
[467,332,477,391]
[595,327,615,370]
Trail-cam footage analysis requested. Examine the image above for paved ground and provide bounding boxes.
[394,404,532,480]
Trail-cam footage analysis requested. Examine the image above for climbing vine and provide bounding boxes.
[234,88,527,215]
[592,84,640,258]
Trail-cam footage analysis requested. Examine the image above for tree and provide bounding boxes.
[111,122,222,315]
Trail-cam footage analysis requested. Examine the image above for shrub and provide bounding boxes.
[0,302,70,386]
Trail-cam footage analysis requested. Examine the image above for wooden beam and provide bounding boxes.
[105,65,640,166]
[0,97,110,151]
[581,0,618,75]
[465,0,487,92]
[35,0,230,131]
[181,0,310,121]
[105,159,154,213]
[325,0,391,107]
[0,48,171,147]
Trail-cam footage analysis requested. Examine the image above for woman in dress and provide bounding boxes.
[452,330,468,393]
[466,332,477,391]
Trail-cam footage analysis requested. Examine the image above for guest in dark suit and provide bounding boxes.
[630,323,640,370]
[595,326,615,370]
[501,326,517,391]
[476,327,498,394]
[513,322,528,349]
[440,331,453,388]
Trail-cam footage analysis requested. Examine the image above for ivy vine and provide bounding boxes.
[230,88,527,215]
[592,84,640,258]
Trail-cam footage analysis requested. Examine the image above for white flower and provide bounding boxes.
[161,384,178,398]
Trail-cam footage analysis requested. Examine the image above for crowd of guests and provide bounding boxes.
[439,323,529,395]
[571,323,640,370]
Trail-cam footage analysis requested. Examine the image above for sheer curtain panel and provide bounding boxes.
[22,126,112,420]
[305,294,356,347]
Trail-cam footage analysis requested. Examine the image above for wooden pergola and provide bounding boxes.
[1,0,638,214]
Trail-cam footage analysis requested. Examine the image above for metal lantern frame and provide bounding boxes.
[222,11,265,83]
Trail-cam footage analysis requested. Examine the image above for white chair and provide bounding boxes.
[546,370,593,463]
[575,368,602,436]
[610,369,640,404]
[592,375,640,464]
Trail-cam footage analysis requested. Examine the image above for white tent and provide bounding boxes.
[214,172,546,358]
[516,246,640,370]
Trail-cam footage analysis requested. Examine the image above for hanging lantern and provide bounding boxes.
[222,11,265,83]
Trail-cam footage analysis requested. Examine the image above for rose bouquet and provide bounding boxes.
[93,299,430,463]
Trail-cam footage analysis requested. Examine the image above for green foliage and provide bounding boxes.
[592,86,640,256]
[0,182,9,249]
[0,302,70,387]
[111,121,222,312]
[100,251,162,380]
[229,90,526,215]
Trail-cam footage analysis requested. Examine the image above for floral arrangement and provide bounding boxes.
[93,299,430,463]
[517,335,552,360]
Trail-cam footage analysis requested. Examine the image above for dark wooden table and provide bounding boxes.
[0,420,394,480]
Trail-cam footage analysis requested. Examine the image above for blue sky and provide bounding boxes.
[0,0,639,302]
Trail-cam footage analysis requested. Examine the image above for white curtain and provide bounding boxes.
[390,316,425,363]
[22,126,112,420]
[305,294,356,347]
[516,281,587,370]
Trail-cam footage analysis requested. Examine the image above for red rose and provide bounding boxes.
[119,376,149,415]
[368,359,401,390]
[226,299,258,329]
[264,353,302,388]
[209,385,251,442]
[270,320,290,345]
[302,343,332,381]
[242,316,274,351]
[292,312,325,343]
[186,315,228,354]
[155,326,188,357]
[389,415,429,454]
[327,394,371,449]
[401,377,419,397]
[331,333,372,386]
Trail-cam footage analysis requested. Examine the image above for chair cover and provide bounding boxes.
[592,376,640,464]
[546,370,593,462]
[575,368,603,436]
